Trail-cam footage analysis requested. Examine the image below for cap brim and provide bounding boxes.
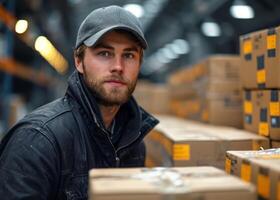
[83,25,147,49]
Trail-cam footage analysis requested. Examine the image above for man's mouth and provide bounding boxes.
[104,79,127,86]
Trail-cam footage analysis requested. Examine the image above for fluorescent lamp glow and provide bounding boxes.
[156,50,172,64]
[230,5,254,19]
[201,22,221,37]
[15,20,28,34]
[35,36,68,74]
[171,39,190,54]
[163,45,179,59]
[123,4,144,18]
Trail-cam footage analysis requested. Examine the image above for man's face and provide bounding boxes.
[75,30,142,106]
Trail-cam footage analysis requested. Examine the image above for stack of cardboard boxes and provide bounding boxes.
[168,55,243,128]
[240,25,280,146]
[145,115,269,169]
[226,149,280,200]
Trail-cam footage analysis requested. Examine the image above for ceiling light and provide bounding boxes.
[163,45,179,59]
[35,36,68,74]
[156,50,172,64]
[201,22,221,37]
[171,39,190,54]
[15,19,28,34]
[230,0,254,19]
[123,4,144,18]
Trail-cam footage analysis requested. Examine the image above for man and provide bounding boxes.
[0,5,159,200]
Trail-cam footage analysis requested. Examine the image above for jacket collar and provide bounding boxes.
[66,70,159,138]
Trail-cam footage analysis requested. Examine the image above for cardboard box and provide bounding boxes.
[168,55,242,128]
[134,81,170,115]
[169,98,202,120]
[265,90,280,140]
[243,90,269,136]
[89,166,256,200]
[243,90,280,139]
[240,26,280,89]
[145,115,269,169]
[206,93,242,128]
[226,149,280,200]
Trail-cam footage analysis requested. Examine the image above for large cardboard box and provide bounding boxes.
[89,166,256,200]
[168,55,242,128]
[240,26,280,89]
[226,149,280,200]
[145,115,269,169]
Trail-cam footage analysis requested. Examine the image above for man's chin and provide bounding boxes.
[98,92,130,106]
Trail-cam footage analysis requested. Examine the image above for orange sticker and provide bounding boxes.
[244,40,252,54]
[267,34,276,50]
[244,101,253,114]
[258,174,270,199]
[241,162,251,182]
[173,144,190,161]
[257,69,266,84]
[270,102,280,116]
[225,157,231,174]
[259,122,269,136]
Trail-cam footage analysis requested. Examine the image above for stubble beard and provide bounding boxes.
[82,64,137,106]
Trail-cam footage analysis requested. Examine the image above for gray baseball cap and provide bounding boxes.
[75,5,147,49]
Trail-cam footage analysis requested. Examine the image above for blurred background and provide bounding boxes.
[0,0,280,136]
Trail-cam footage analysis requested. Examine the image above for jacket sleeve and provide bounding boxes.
[0,127,60,200]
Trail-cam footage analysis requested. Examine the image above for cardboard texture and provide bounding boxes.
[89,167,256,200]
[240,26,280,89]
[145,115,269,169]
[134,81,170,115]
[226,149,280,200]
[243,89,280,140]
[168,55,242,128]
[271,141,280,148]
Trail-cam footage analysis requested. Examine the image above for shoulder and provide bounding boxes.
[2,97,79,154]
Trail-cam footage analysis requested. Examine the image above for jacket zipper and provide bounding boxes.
[101,127,142,167]
[99,127,120,167]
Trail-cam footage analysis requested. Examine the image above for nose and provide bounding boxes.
[110,55,124,73]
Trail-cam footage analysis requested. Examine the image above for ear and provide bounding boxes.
[74,55,84,74]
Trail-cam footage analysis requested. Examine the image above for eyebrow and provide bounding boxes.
[94,43,140,53]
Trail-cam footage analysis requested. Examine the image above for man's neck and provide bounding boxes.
[99,104,120,129]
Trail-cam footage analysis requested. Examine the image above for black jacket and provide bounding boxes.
[0,71,159,200]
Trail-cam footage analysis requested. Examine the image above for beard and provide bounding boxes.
[82,64,137,106]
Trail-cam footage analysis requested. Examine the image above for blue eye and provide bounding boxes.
[98,51,112,57]
[124,53,134,59]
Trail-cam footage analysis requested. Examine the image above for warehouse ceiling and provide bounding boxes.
[3,0,280,82]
